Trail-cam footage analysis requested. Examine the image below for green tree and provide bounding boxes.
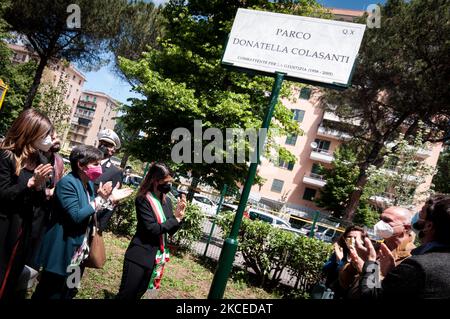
[0,2,36,134]
[321,0,450,220]
[315,145,380,224]
[315,146,359,217]
[35,69,71,136]
[366,131,436,208]
[432,146,450,194]
[119,0,330,190]
[2,0,132,109]
[109,0,165,80]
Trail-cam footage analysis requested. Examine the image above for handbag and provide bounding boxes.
[84,213,106,269]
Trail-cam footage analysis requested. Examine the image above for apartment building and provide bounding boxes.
[66,91,119,149]
[7,44,119,150]
[8,43,86,143]
[251,88,442,216]
[8,43,86,111]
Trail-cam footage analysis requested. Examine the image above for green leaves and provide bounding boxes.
[118,0,327,189]
[168,203,205,253]
[217,212,332,293]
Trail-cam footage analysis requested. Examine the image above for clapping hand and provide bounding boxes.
[174,193,187,221]
[98,181,113,199]
[28,164,53,190]
[379,243,395,277]
[348,237,377,273]
[109,182,133,204]
[334,242,344,262]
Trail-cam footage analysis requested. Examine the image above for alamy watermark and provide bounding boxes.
[366,4,381,29]
[66,4,81,29]
[171,120,280,164]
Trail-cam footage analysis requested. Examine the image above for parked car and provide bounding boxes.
[247,208,290,228]
[298,223,341,242]
[220,202,238,213]
[192,194,218,216]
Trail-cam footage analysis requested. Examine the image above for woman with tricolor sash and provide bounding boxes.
[116,163,186,299]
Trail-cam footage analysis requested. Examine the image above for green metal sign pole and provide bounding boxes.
[309,210,320,238]
[208,72,285,299]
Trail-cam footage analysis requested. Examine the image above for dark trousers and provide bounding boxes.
[116,259,152,300]
[32,267,85,300]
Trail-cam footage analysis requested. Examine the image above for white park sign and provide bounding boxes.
[222,8,366,86]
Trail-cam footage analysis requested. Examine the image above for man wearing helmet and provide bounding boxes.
[95,129,124,231]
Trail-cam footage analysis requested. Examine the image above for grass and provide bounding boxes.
[76,232,279,299]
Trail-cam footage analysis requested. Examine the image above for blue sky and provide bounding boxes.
[81,0,386,105]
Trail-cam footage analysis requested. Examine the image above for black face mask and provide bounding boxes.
[98,145,109,158]
[157,183,172,194]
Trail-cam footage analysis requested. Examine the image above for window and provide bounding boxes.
[299,87,311,100]
[314,139,331,152]
[93,97,97,103]
[72,75,76,80]
[79,80,82,85]
[22,54,26,61]
[271,179,284,193]
[292,109,305,123]
[311,163,321,174]
[285,134,298,146]
[85,95,89,101]
[279,159,294,171]
[303,188,317,201]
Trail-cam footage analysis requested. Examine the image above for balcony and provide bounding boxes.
[323,111,361,126]
[69,128,88,137]
[310,148,334,164]
[71,118,92,128]
[416,147,432,158]
[317,125,351,141]
[75,112,94,120]
[369,192,395,207]
[303,172,327,188]
[385,142,432,159]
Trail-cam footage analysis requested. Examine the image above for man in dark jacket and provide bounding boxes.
[94,129,123,231]
[356,195,450,299]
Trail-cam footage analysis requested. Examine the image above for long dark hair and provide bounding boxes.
[337,225,367,257]
[0,109,52,175]
[138,162,173,203]
[423,195,450,245]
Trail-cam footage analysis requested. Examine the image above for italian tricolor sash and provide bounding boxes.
[145,192,170,290]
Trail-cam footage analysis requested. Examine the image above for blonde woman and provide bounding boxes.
[0,109,54,299]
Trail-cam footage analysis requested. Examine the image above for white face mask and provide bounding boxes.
[374,220,395,239]
[34,135,52,152]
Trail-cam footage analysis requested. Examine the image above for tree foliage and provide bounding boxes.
[2,0,136,109]
[366,130,436,208]
[217,212,332,293]
[118,0,331,189]
[432,146,450,194]
[320,0,450,220]
[0,2,36,134]
[35,68,71,136]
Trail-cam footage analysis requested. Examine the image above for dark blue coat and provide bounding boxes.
[36,172,95,277]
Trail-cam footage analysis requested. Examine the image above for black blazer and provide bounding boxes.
[360,246,450,299]
[0,150,45,291]
[94,159,123,191]
[124,194,180,269]
[94,159,123,231]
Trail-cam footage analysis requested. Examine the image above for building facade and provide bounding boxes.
[66,91,119,149]
[251,87,442,216]
[7,44,119,150]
